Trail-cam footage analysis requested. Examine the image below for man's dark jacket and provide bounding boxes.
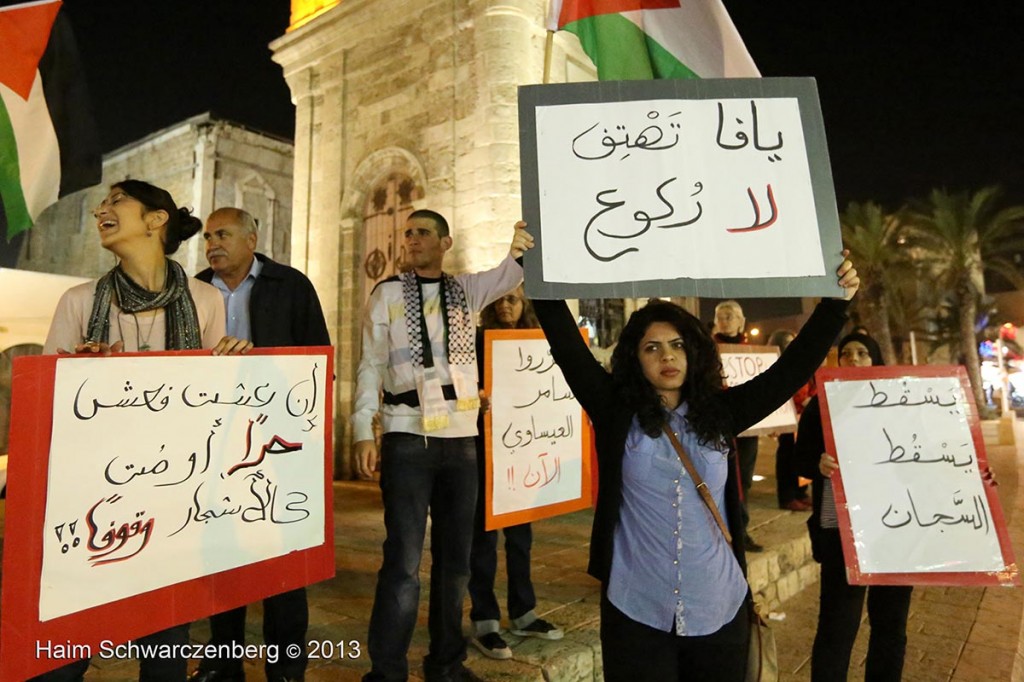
[197,253,330,347]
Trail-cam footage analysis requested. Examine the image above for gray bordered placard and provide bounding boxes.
[518,78,844,300]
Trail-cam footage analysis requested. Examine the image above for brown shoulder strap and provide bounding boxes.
[662,423,733,544]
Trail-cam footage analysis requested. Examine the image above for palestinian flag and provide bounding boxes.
[547,0,759,80]
[0,0,100,241]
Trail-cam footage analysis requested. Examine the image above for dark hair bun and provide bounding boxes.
[163,206,202,254]
[176,207,203,240]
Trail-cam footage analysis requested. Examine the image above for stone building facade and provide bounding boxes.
[18,113,295,280]
[271,0,594,475]
[3,115,294,457]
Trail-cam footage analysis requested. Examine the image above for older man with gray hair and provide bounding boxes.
[190,207,331,682]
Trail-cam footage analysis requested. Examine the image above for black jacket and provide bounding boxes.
[532,297,849,583]
[794,395,829,527]
[197,253,330,348]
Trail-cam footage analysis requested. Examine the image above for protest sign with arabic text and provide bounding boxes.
[519,78,844,300]
[483,329,592,530]
[1,348,335,680]
[818,365,1017,586]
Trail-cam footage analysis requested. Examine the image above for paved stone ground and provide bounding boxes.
[2,425,1022,681]
[769,422,1024,682]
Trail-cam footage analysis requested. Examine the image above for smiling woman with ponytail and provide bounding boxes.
[44,180,226,357]
[36,179,228,682]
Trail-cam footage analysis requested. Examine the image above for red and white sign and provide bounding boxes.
[818,365,1017,586]
[1,348,335,680]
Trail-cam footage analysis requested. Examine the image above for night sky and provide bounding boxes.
[58,0,296,146]
[18,1,1024,212]
[725,3,1024,210]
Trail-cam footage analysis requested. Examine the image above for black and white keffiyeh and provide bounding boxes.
[400,271,479,431]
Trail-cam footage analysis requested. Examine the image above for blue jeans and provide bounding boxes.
[364,433,478,681]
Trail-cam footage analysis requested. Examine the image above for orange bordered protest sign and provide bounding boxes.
[483,329,593,531]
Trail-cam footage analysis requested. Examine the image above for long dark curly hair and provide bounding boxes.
[611,301,731,444]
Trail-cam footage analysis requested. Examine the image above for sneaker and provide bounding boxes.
[744,533,764,553]
[510,618,564,640]
[470,632,512,660]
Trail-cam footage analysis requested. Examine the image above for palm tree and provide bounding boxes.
[904,186,1024,412]
[839,201,905,365]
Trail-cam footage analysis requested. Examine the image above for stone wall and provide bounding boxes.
[271,0,594,475]
[18,114,295,279]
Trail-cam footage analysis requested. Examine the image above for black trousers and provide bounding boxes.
[811,529,912,682]
[774,433,808,506]
[198,587,309,679]
[468,441,536,628]
[736,436,759,529]
[468,520,536,626]
[600,594,749,682]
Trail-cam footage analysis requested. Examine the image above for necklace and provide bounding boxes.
[116,310,158,351]
[131,311,158,351]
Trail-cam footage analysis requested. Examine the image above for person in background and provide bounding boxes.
[795,331,913,681]
[189,207,331,682]
[712,300,763,552]
[468,286,563,660]
[37,180,228,682]
[533,244,859,681]
[767,329,812,512]
[352,212,533,682]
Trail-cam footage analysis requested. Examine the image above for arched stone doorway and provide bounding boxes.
[361,173,418,302]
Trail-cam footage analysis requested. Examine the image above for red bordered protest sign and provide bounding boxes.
[483,329,593,530]
[1,347,335,680]
[818,365,1017,586]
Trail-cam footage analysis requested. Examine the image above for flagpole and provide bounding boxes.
[543,29,555,84]
[543,0,559,83]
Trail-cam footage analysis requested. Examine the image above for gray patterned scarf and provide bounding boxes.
[86,259,202,350]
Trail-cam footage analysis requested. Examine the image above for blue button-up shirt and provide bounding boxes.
[211,257,261,341]
[607,403,748,635]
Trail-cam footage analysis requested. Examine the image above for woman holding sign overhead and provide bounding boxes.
[795,331,913,682]
[37,180,229,682]
[531,234,859,681]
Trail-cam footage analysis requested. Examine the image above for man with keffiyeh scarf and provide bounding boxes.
[352,211,533,682]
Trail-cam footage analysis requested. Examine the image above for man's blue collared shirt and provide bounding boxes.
[211,257,261,341]
[607,403,748,635]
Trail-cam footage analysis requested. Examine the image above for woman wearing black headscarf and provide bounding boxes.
[795,331,913,682]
